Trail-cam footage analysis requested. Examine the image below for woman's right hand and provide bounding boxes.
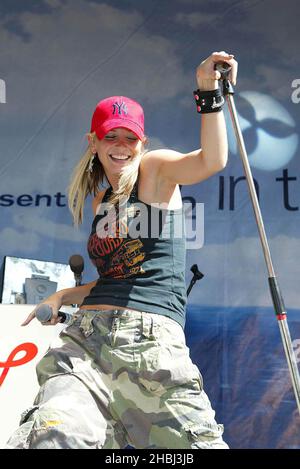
[196,51,237,91]
[21,292,63,326]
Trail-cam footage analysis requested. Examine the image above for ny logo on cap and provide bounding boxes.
[112,101,128,116]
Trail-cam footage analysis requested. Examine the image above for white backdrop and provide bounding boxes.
[0,305,75,448]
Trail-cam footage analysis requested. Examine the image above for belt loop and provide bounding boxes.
[151,314,161,341]
[141,312,156,340]
[141,311,148,338]
[150,316,154,338]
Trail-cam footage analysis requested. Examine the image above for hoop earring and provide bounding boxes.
[86,153,96,173]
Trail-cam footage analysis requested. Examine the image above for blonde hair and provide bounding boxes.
[68,132,147,226]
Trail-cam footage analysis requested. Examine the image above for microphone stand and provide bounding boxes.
[74,273,82,288]
[216,62,300,415]
[187,264,204,297]
[69,255,84,308]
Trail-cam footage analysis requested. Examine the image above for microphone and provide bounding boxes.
[214,61,231,79]
[35,304,73,325]
[214,61,234,95]
[69,254,84,287]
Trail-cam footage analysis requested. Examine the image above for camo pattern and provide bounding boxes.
[6,309,228,449]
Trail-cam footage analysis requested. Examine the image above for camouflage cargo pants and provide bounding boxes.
[6,308,228,449]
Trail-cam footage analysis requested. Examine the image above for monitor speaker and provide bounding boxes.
[24,275,58,304]
[0,256,75,304]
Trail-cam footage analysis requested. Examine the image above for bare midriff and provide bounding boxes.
[79,304,141,312]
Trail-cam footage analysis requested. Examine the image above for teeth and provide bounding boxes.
[110,154,130,160]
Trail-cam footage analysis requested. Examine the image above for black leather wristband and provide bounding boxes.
[193,87,224,114]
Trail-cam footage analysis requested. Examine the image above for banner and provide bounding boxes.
[1,0,300,448]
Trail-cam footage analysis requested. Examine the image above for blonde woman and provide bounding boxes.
[7,51,237,449]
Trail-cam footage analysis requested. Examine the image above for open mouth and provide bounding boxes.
[109,154,131,162]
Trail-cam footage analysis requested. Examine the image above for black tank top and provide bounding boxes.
[81,177,187,327]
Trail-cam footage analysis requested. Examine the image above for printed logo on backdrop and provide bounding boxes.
[0,79,6,103]
[228,91,298,171]
[0,343,38,387]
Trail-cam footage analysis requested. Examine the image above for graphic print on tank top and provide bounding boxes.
[87,183,146,279]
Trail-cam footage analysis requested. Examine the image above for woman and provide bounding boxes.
[7,51,237,449]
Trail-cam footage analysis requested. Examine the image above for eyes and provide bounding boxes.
[104,134,138,142]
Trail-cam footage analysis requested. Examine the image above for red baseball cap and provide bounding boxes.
[90,96,145,140]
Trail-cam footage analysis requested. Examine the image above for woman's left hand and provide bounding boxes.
[196,51,238,91]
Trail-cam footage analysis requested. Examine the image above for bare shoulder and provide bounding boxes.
[92,189,106,216]
[140,148,181,182]
[140,149,171,187]
[141,148,182,167]
[139,150,183,209]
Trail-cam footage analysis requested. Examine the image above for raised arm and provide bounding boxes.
[143,51,238,186]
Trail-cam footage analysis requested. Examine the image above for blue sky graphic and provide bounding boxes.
[1,0,300,449]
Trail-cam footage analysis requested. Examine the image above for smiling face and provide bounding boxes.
[89,128,145,181]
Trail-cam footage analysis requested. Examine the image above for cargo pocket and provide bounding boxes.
[183,420,227,449]
[6,406,40,449]
[138,339,203,397]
